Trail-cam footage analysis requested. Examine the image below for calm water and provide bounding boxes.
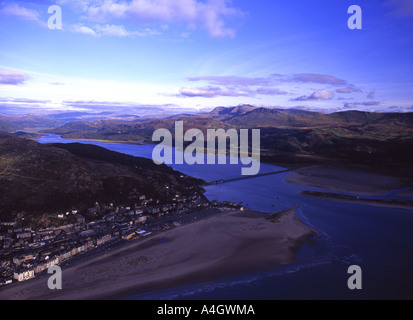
[37,134,413,299]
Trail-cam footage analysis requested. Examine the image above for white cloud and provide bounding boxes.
[95,24,129,37]
[343,101,380,109]
[0,70,30,85]
[59,0,245,38]
[336,86,362,94]
[71,24,97,36]
[0,3,46,26]
[287,74,347,86]
[178,85,287,98]
[69,23,161,37]
[179,86,244,98]
[294,90,334,101]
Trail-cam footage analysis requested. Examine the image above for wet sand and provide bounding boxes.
[0,208,317,300]
[399,190,413,197]
[285,166,412,196]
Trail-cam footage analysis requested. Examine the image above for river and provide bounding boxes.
[36,134,413,299]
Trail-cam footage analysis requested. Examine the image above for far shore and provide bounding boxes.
[0,208,317,300]
[55,137,145,145]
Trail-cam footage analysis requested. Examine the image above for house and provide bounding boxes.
[134,215,148,224]
[79,230,95,238]
[13,253,35,266]
[34,258,58,274]
[103,211,115,221]
[0,222,16,227]
[2,239,12,249]
[0,278,13,286]
[76,214,86,224]
[16,232,31,240]
[134,208,144,214]
[0,260,10,268]
[13,269,35,282]
[96,234,112,246]
[58,251,72,262]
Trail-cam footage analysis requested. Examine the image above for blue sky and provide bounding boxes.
[0,0,412,115]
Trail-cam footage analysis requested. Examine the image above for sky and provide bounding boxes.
[0,0,413,116]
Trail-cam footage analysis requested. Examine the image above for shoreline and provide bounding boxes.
[0,208,317,300]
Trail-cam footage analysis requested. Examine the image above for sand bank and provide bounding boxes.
[301,191,413,210]
[286,166,412,196]
[0,208,316,300]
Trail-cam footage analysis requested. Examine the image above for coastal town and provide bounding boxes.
[0,191,225,287]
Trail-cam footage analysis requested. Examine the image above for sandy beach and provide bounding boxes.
[285,166,413,196]
[0,208,317,300]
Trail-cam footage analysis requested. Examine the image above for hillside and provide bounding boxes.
[43,106,413,172]
[0,134,204,223]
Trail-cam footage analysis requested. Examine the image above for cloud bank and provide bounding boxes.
[179,73,367,100]
[59,0,245,38]
[0,70,30,85]
[178,85,287,98]
[343,101,380,109]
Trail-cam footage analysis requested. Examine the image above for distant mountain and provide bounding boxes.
[223,108,330,127]
[45,116,234,143]
[47,119,128,134]
[0,114,62,133]
[206,107,413,128]
[0,134,203,223]
[46,111,142,122]
[206,105,258,120]
[0,118,15,133]
[45,119,158,143]
[46,106,413,135]
[325,110,385,125]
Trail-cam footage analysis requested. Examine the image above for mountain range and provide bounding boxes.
[39,106,413,169]
[2,105,413,172]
